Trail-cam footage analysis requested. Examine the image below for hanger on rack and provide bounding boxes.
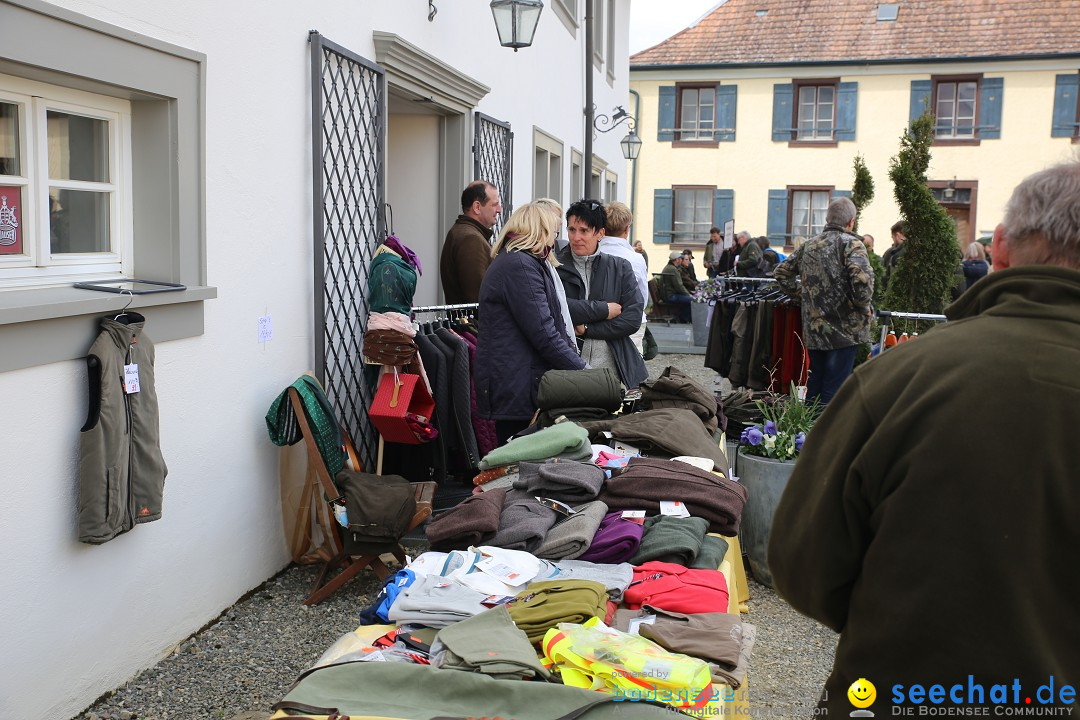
[382,202,395,239]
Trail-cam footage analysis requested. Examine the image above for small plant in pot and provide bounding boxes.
[738,384,823,462]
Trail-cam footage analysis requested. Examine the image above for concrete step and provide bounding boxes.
[648,321,705,355]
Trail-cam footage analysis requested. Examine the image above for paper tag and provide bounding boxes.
[257,314,273,343]
[621,510,646,525]
[627,614,657,635]
[434,582,450,588]
[476,557,528,586]
[612,440,640,457]
[659,500,691,518]
[123,364,141,394]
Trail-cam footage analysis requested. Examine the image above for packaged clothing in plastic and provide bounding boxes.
[541,617,712,710]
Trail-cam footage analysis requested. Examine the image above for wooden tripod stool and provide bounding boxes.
[286,387,435,605]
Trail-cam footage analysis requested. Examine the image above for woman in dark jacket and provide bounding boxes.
[555,199,648,389]
[475,203,586,443]
[962,242,990,290]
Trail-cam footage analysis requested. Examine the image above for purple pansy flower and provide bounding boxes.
[746,427,763,446]
[795,432,806,451]
[763,420,777,436]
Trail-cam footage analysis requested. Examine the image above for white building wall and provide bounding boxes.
[0,2,630,718]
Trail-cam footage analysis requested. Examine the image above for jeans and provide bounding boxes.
[668,293,692,323]
[806,346,857,406]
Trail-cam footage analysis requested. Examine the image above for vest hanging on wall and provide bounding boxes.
[78,312,168,544]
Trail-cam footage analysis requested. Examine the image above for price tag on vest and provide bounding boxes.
[123,364,141,394]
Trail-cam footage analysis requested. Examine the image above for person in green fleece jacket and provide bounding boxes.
[768,159,1080,716]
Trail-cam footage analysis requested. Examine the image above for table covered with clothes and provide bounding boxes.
[270,367,754,720]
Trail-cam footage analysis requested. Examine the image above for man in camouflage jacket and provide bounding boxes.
[773,197,874,404]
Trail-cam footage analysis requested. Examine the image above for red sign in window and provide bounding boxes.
[0,186,21,255]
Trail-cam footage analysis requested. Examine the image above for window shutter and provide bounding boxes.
[1051,73,1080,138]
[835,82,858,141]
[713,189,734,228]
[766,189,789,246]
[653,189,673,244]
[910,80,932,126]
[658,86,676,142]
[978,77,1003,139]
[716,85,737,142]
[772,83,794,141]
[833,190,852,199]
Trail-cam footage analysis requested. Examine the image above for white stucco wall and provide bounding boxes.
[0,2,630,718]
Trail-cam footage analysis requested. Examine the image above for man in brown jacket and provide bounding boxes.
[440,181,503,303]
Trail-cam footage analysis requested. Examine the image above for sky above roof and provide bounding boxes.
[629,0,724,55]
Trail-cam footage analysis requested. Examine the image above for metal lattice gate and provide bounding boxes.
[309,31,385,471]
[473,112,513,237]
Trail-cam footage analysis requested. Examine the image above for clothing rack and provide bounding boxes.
[876,310,947,349]
[410,303,478,318]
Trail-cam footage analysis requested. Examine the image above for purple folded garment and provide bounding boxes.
[577,511,644,564]
[384,235,422,276]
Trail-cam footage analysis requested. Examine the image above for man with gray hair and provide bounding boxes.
[768,159,1080,716]
[773,196,874,404]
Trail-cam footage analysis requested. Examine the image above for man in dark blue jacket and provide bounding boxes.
[556,199,648,388]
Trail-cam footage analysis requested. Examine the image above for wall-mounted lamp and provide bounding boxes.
[943,177,956,200]
[490,0,544,51]
[594,106,642,160]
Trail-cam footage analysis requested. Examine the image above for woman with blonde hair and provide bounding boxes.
[962,241,989,289]
[476,202,586,443]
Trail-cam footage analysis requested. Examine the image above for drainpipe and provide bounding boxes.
[628,87,641,243]
[583,2,594,196]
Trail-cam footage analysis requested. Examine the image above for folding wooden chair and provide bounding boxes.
[286,386,436,605]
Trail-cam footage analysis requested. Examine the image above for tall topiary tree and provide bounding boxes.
[851,154,874,233]
[882,109,960,327]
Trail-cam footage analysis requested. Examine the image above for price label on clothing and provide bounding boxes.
[659,501,691,518]
[476,557,529,587]
[621,510,646,525]
[627,614,656,635]
[123,364,141,394]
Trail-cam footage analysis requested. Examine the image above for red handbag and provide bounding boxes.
[368,371,436,444]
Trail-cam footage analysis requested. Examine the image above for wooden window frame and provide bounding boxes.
[672,184,715,249]
[673,83,719,148]
[932,73,982,146]
[789,78,839,148]
[786,185,834,244]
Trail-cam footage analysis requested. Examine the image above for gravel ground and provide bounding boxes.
[80,353,836,720]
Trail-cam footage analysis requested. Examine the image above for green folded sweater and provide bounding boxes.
[478,422,592,470]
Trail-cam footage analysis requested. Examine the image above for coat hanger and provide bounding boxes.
[113,289,134,322]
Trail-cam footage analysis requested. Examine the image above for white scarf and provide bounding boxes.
[546,260,579,353]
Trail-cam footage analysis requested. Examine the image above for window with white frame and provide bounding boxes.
[0,75,132,287]
[934,78,978,138]
[790,188,831,239]
[677,85,716,141]
[673,187,713,244]
[533,129,563,202]
[605,0,616,81]
[605,170,617,203]
[796,82,836,140]
[590,155,606,200]
[571,149,583,200]
[591,0,604,66]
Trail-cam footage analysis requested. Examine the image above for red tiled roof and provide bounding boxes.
[631,0,1080,67]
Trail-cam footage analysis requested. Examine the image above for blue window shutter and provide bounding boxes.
[713,189,734,228]
[653,189,673,244]
[833,190,852,199]
[910,80,932,126]
[772,84,793,141]
[836,81,858,141]
[1051,74,1080,138]
[766,189,789,246]
[716,85,737,142]
[658,86,676,142]
[978,77,1003,139]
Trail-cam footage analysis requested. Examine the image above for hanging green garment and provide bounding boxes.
[265,375,347,477]
[369,250,418,315]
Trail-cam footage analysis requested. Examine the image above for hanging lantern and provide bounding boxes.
[490,0,544,52]
[620,130,642,160]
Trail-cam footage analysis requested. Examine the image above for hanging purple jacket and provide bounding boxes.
[577,512,644,564]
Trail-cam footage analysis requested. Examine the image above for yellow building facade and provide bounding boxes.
[629,59,1080,271]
